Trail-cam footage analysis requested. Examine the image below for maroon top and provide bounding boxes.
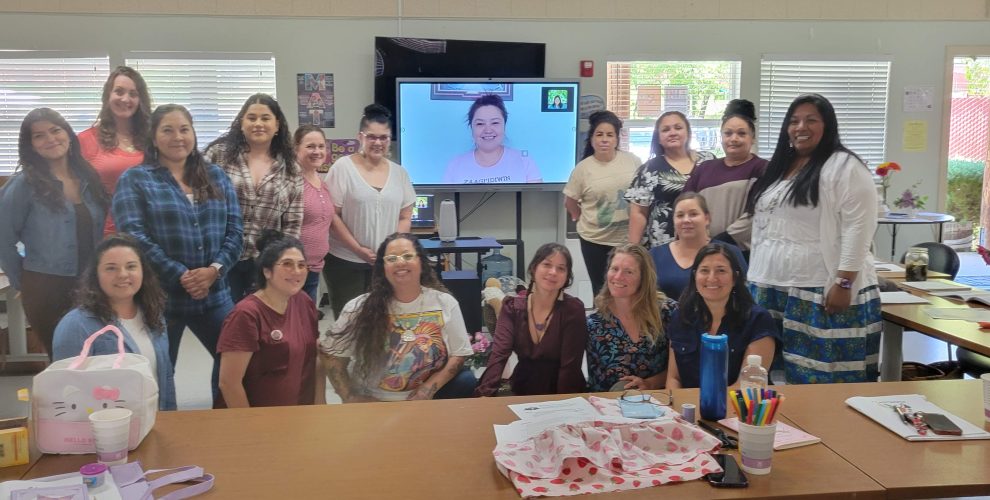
[475,294,588,396]
[215,293,319,408]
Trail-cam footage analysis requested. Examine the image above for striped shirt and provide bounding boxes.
[300,179,333,270]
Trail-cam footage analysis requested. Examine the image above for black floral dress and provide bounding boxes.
[625,152,715,248]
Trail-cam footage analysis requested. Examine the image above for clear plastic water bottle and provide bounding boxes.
[739,355,768,393]
[700,333,728,421]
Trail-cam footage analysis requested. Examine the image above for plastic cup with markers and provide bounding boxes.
[729,388,783,475]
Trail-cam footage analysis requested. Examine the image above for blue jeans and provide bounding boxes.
[434,367,478,399]
[303,270,321,304]
[166,295,234,403]
[228,259,257,304]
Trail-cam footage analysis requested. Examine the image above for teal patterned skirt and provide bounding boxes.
[748,282,882,384]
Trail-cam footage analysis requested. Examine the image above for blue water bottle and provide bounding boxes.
[699,333,728,421]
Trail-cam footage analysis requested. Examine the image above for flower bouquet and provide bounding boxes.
[875,161,901,208]
[892,181,928,217]
[468,331,493,370]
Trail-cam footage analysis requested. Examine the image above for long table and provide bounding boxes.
[780,379,990,499]
[16,389,885,499]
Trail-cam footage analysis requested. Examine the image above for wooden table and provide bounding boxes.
[880,288,990,381]
[17,390,885,499]
[778,379,990,499]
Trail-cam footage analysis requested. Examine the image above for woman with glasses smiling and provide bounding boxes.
[216,230,321,408]
[323,104,416,318]
[320,233,475,402]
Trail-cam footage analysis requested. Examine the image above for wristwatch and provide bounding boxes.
[210,262,224,276]
[834,277,853,289]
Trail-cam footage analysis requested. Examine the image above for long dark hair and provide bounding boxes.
[582,110,623,159]
[677,243,754,334]
[745,93,863,212]
[650,110,693,159]
[206,93,295,169]
[330,233,447,380]
[76,234,166,331]
[16,107,109,212]
[146,104,223,201]
[96,66,152,152]
[525,243,574,295]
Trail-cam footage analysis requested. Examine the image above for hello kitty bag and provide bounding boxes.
[32,325,158,454]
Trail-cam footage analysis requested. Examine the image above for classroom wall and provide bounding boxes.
[1,9,988,285]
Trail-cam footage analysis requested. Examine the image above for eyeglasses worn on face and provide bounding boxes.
[383,253,418,264]
[361,132,391,143]
[276,260,308,271]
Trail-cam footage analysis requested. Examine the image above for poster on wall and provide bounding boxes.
[297,73,335,128]
[326,139,359,172]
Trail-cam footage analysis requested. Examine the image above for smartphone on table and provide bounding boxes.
[706,454,748,488]
[921,413,963,436]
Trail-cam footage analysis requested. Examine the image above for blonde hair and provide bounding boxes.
[593,244,665,343]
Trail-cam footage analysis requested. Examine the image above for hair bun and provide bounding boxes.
[723,99,756,121]
[255,229,285,254]
[363,103,391,120]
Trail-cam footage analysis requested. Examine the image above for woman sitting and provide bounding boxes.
[651,192,746,300]
[216,230,321,408]
[666,244,777,389]
[475,243,588,397]
[586,244,674,392]
[52,234,176,410]
[321,233,475,402]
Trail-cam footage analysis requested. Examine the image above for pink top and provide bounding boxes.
[300,179,334,271]
[79,127,145,235]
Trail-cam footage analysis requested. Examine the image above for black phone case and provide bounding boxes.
[921,412,963,436]
[706,454,749,488]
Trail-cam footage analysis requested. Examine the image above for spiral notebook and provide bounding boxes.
[717,417,821,450]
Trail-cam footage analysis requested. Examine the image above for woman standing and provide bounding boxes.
[475,243,588,397]
[666,244,777,389]
[206,93,303,303]
[217,231,320,408]
[321,233,475,402]
[563,111,641,297]
[323,104,416,318]
[746,93,880,384]
[684,99,766,250]
[0,108,109,358]
[650,192,746,300]
[626,111,715,248]
[586,244,674,392]
[114,104,243,400]
[52,234,176,410]
[293,125,334,304]
[78,66,151,235]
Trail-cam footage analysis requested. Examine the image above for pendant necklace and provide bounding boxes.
[394,290,425,342]
[529,293,555,332]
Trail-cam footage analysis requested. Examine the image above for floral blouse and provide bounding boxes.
[585,298,677,392]
[625,152,715,248]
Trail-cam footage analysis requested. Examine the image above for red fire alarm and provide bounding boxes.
[580,60,594,78]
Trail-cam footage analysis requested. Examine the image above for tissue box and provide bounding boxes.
[0,418,29,467]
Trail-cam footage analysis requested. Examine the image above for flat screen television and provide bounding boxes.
[397,78,580,191]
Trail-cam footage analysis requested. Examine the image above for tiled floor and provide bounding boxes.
[3,251,990,416]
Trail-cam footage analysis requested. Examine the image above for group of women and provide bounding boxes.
[0,63,881,410]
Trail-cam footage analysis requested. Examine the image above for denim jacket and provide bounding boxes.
[0,173,106,290]
[52,307,177,411]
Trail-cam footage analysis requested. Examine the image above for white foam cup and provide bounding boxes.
[89,408,132,465]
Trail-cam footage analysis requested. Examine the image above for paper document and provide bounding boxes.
[923,307,990,322]
[846,394,990,441]
[875,263,906,272]
[717,417,821,450]
[880,291,931,304]
[898,280,971,292]
[508,396,598,420]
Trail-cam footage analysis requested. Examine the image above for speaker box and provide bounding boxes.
[441,270,481,334]
[437,199,457,242]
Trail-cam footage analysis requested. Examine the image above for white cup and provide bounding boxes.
[737,422,776,475]
[89,408,132,465]
[981,373,990,423]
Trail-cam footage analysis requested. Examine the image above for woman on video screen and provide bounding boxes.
[442,94,542,184]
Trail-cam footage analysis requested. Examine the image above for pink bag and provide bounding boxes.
[493,419,722,497]
[32,325,158,454]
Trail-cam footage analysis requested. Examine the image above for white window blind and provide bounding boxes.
[758,59,891,167]
[125,54,276,148]
[0,55,109,174]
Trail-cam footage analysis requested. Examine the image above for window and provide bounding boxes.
[0,54,109,174]
[606,60,742,160]
[125,53,277,147]
[759,58,891,167]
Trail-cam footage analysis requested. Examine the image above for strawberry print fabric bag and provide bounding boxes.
[493,419,722,497]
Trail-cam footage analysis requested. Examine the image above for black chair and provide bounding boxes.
[898,241,960,279]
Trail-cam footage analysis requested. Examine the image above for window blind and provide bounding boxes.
[758,59,891,167]
[0,56,109,174]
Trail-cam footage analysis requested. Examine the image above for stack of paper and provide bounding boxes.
[898,280,971,292]
[717,417,821,450]
[880,291,931,304]
[846,394,990,441]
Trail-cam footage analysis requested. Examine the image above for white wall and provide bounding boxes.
[2,13,988,272]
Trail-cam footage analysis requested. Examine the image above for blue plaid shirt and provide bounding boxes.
[113,163,243,316]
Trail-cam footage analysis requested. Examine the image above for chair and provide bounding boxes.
[897,241,960,279]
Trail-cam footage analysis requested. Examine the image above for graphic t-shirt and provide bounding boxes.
[442,147,542,184]
[562,150,641,245]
